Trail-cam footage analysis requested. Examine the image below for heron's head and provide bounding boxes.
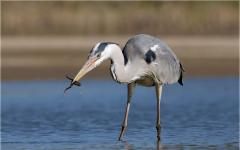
[70,42,118,85]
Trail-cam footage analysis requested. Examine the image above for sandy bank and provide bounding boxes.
[2,35,238,80]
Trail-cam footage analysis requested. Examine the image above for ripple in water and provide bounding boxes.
[2,78,239,150]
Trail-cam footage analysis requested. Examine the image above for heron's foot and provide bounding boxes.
[118,125,127,141]
[156,124,161,141]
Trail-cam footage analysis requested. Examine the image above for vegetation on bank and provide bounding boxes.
[2,1,238,36]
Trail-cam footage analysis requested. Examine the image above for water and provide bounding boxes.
[1,78,239,150]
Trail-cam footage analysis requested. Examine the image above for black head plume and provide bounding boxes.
[64,75,81,93]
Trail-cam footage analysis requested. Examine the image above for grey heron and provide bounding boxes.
[65,34,184,141]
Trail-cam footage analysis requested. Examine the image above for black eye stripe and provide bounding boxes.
[92,42,119,55]
[94,43,108,54]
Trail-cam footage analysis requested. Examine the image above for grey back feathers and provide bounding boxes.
[122,34,184,85]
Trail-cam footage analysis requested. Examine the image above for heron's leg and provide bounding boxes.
[155,84,163,141]
[118,83,135,141]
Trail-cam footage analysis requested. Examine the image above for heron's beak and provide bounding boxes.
[64,56,100,93]
[72,56,99,83]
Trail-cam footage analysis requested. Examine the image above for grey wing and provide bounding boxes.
[123,34,184,85]
[152,43,183,85]
[122,34,159,65]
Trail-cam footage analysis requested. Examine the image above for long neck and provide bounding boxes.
[109,45,131,83]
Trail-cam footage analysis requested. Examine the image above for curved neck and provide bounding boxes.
[109,45,132,83]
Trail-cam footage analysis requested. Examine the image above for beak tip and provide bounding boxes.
[74,81,81,86]
[64,75,81,94]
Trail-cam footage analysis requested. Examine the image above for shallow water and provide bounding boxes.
[1,78,239,150]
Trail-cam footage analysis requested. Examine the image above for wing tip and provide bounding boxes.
[178,71,183,86]
[178,62,184,86]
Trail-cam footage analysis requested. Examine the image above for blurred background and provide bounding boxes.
[2,1,239,80]
[1,2,239,150]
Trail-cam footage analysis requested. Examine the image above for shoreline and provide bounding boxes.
[2,35,239,80]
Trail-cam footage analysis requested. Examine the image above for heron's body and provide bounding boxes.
[66,34,184,141]
[110,34,183,86]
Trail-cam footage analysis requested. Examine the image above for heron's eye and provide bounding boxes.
[97,53,101,58]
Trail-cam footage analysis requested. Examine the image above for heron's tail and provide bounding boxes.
[178,63,185,86]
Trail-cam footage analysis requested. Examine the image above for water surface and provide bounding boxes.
[1,78,239,150]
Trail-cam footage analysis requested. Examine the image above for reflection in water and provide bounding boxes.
[122,141,134,150]
[156,140,162,150]
[121,140,162,150]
